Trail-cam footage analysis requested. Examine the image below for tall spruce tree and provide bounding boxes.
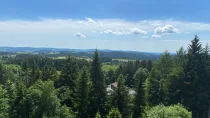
[55,56,79,108]
[146,60,153,72]
[184,35,210,117]
[89,50,106,117]
[0,63,5,85]
[133,68,148,118]
[75,67,92,118]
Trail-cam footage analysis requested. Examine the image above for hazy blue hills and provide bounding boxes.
[0,47,162,60]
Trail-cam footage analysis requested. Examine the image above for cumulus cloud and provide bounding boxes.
[85,17,96,24]
[101,28,147,36]
[152,25,179,38]
[102,30,124,35]
[75,33,86,38]
[129,28,148,35]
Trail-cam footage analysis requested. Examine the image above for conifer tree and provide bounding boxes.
[95,112,101,118]
[183,35,210,117]
[75,67,92,118]
[89,50,106,117]
[0,85,9,118]
[145,52,173,106]
[146,60,153,72]
[0,63,5,85]
[56,56,79,108]
[109,74,130,118]
[41,65,58,81]
[30,60,41,85]
[107,108,122,118]
[140,60,147,68]
[133,68,148,118]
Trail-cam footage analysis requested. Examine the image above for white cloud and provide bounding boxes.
[101,28,147,36]
[152,25,179,38]
[155,25,179,35]
[85,17,96,24]
[102,30,124,35]
[129,28,148,35]
[75,33,86,38]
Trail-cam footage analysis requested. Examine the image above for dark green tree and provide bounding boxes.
[140,60,147,68]
[183,35,210,117]
[41,65,58,81]
[146,60,153,72]
[88,50,106,117]
[109,74,130,118]
[167,47,187,105]
[0,63,5,85]
[30,60,41,85]
[10,79,26,118]
[0,85,9,118]
[133,68,149,118]
[75,68,92,118]
[56,56,79,108]
[145,52,173,106]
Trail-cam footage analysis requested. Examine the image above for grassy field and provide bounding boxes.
[102,64,118,72]
[112,58,136,62]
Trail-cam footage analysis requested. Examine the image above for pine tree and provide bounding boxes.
[133,68,148,118]
[0,85,9,118]
[145,52,173,106]
[110,74,130,118]
[95,112,101,118]
[107,108,122,118]
[0,63,5,85]
[88,50,106,117]
[146,60,153,72]
[56,56,79,89]
[183,35,210,117]
[30,60,41,85]
[55,56,79,108]
[10,79,26,118]
[41,65,58,81]
[140,60,147,68]
[22,59,30,88]
[75,68,92,118]
[167,47,186,105]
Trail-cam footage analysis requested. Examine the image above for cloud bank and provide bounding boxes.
[1,18,210,52]
[1,18,210,38]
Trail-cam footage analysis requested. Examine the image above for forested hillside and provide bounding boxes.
[0,35,209,118]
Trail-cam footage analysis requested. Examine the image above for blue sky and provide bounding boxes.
[1,0,210,52]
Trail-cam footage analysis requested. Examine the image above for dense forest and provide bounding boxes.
[0,35,209,118]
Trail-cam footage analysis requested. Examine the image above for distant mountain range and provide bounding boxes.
[0,47,163,60]
[0,47,161,53]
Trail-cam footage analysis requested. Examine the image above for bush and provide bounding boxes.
[107,108,122,118]
[146,104,192,118]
